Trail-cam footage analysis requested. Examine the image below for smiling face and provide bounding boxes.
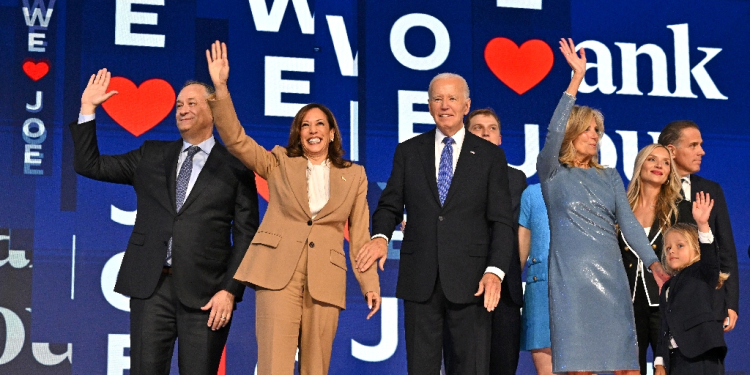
[664,230,698,272]
[175,84,214,142]
[299,107,334,159]
[468,114,501,146]
[639,146,672,186]
[572,117,601,161]
[669,127,705,177]
[428,77,471,137]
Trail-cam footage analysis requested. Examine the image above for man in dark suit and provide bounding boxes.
[360,73,514,375]
[658,120,739,332]
[466,108,527,375]
[70,69,259,374]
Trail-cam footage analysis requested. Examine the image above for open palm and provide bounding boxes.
[206,40,229,86]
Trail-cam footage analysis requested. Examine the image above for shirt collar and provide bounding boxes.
[182,136,215,155]
[681,175,691,185]
[435,126,466,146]
[307,158,331,170]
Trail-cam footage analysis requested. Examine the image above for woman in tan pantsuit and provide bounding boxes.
[205,41,381,375]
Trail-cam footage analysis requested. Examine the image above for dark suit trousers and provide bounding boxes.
[489,282,521,375]
[129,273,230,375]
[668,347,724,375]
[404,278,491,375]
[633,285,660,375]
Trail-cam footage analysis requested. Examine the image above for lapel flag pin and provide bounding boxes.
[470,151,475,154]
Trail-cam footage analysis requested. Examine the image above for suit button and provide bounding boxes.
[629,263,633,268]
[309,242,315,248]
[307,220,312,226]
[439,216,444,221]
[652,244,657,249]
[532,258,537,263]
[533,276,538,281]
[624,247,629,252]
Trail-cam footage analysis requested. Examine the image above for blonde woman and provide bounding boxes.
[618,144,694,375]
[537,38,670,375]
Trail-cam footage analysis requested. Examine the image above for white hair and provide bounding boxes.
[428,73,470,99]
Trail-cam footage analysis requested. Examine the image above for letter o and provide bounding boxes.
[101,252,130,312]
[0,307,25,365]
[22,118,47,144]
[390,13,450,71]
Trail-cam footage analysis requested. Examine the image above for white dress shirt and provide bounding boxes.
[176,137,215,198]
[434,126,465,180]
[681,176,691,201]
[306,159,331,218]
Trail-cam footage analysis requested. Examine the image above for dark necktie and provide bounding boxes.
[438,137,455,205]
[166,145,201,266]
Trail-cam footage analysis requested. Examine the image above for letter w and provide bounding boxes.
[248,0,314,34]
[22,0,55,28]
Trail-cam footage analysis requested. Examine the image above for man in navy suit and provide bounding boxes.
[70,69,259,374]
[658,120,739,333]
[465,108,526,375]
[360,73,515,375]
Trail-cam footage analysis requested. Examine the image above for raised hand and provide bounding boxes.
[80,68,118,115]
[692,191,713,232]
[205,40,229,88]
[558,38,586,97]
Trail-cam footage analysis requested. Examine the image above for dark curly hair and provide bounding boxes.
[285,103,352,169]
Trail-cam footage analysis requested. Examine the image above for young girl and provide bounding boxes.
[654,192,729,375]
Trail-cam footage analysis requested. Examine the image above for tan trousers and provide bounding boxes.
[255,246,341,375]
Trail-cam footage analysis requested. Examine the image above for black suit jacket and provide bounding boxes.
[619,200,693,305]
[372,130,515,304]
[70,120,259,309]
[503,166,527,307]
[691,174,739,315]
[656,241,727,369]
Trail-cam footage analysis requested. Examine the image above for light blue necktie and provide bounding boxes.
[166,145,201,266]
[438,137,454,206]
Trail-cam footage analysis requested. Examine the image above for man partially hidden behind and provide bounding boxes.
[361,73,515,375]
[70,69,259,374]
[466,108,527,375]
[658,120,739,333]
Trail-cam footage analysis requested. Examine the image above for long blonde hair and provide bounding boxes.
[626,144,682,232]
[559,105,604,169]
[662,223,730,288]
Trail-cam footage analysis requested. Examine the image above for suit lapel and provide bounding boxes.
[442,134,479,207]
[314,166,354,220]
[417,129,440,205]
[286,156,313,218]
[179,144,225,213]
[164,140,183,213]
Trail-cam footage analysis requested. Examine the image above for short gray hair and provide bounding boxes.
[428,73,470,99]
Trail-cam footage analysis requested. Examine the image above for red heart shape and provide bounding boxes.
[484,38,554,95]
[23,59,49,81]
[101,77,176,137]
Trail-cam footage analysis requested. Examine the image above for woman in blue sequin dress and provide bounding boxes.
[537,39,670,374]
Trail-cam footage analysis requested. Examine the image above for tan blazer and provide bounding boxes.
[208,94,379,309]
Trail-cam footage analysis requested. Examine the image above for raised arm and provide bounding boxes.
[70,69,143,185]
[205,41,278,179]
[536,39,585,182]
[693,192,721,285]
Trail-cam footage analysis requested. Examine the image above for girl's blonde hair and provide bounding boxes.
[662,223,730,289]
[559,105,605,169]
[626,144,683,232]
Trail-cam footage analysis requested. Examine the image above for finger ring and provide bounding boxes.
[221,317,227,320]
[566,53,570,55]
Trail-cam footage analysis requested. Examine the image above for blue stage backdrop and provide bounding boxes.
[1,0,749,373]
